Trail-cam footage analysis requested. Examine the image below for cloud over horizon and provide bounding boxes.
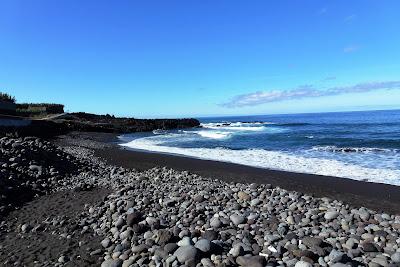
[220,81,400,108]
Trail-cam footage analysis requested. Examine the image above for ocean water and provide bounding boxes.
[119,109,400,185]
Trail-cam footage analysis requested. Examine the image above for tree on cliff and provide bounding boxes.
[0,92,16,103]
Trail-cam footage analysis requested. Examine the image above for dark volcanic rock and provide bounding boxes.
[302,237,323,248]
[362,242,378,252]
[56,112,200,133]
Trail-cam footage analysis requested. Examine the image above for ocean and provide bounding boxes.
[119,109,400,185]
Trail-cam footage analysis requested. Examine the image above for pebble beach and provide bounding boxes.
[1,133,400,267]
[2,0,399,266]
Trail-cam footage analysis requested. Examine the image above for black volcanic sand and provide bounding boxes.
[90,132,400,215]
[0,188,111,266]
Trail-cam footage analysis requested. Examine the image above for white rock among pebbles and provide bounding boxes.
[57,255,67,263]
[177,236,193,247]
[101,237,112,248]
[230,214,245,225]
[101,259,123,267]
[295,260,313,267]
[324,210,339,220]
[21,224,31,233]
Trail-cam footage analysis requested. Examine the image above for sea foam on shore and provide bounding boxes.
[120,136,400,186]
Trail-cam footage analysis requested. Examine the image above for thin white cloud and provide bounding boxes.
[344,45,359,53]
[344,14,357,22]
[322,76,337,81]
[219,81,400,108]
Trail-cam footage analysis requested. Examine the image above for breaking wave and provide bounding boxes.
[312,146,397,153]
[194,131,230,139]
[201,122,270,131]
[120,136,400,185]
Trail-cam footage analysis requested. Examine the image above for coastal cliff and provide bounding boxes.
[0,112,200,137]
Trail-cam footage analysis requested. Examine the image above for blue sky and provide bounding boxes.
[1,0,399,118]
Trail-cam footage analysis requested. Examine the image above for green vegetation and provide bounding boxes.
[0,92,16,103]
[16,103,64,109]
[0,92,65,117]
[16,103,64,117]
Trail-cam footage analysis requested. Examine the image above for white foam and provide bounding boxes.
[208,126,266,131]
[120,137,400,186]
[201,122,271,131]
[195,130,230,139]
[311,145,396,153]
[152,129,167,135]
[190,121,277,139]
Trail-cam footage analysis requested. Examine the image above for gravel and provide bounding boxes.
[1,134,400,266]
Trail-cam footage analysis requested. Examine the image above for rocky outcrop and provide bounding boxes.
[52,112,200,133]
[0,112,200,137]
[0,119,68,138]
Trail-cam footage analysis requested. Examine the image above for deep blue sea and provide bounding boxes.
[119,109,400,185]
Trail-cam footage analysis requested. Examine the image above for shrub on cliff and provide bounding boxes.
[16,103,64,116]
[0,92,16,103]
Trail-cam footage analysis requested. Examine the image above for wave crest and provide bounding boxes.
[312,145,396,153]
[120,138,400,185]
[194,131,230,139]
[201,122,272,132]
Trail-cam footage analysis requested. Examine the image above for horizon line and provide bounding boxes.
[194,107,400,120]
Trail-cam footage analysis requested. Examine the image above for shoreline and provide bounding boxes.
[90,132,400,214]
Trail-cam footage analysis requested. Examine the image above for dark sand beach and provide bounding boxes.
[91,132,400,215]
